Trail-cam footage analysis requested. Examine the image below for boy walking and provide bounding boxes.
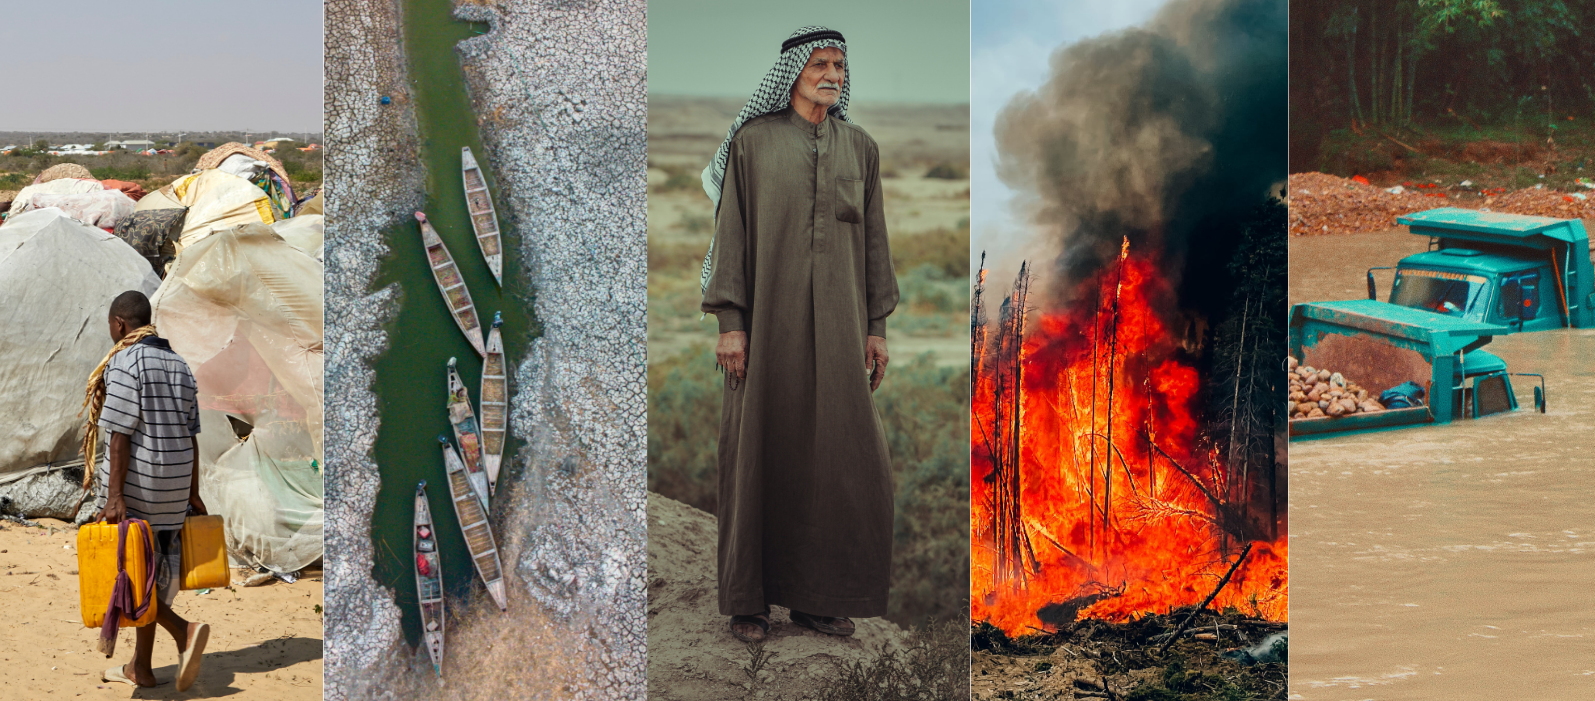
[87,290,211,691]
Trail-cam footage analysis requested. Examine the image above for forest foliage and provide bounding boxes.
[1290,0,1592,169]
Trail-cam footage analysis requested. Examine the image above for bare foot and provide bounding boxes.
[124,661,159,687]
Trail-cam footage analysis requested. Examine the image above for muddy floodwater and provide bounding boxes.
[1289,227,1595,698]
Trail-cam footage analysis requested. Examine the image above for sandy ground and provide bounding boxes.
[0,519,322,700]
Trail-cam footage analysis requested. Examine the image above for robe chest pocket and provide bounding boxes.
[835,177,864,224]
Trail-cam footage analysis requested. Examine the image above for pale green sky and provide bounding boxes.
[648,0,970,103]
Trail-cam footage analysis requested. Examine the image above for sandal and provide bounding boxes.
[729,609,770,643]
[790,610,855,637]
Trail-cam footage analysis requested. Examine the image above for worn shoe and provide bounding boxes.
[790,610,855,637]
[729,610,771,643]
[176,622,210,691]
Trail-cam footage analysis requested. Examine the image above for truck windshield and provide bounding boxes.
[1390,268,1491,321]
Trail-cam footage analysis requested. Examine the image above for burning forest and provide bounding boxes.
[971,0,1289,641]
[971,238,1287,636]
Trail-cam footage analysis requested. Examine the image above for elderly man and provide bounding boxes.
[88,290,210,691]
[699,25,900,643]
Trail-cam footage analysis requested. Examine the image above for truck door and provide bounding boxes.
[1497,271,1541,327]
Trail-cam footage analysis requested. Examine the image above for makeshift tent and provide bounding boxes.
[152,223,323,573]
[0,208,160,503]
[35,163,93,184]
[27,188,136,230]
[271,214,323,261]
[6,178,104,219]
[195,142,302,218]
[161,169,277,252]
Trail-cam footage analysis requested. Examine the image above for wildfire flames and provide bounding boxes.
[971,248,1288,635]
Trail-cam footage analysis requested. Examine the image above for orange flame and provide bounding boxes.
[972,255,1288,635]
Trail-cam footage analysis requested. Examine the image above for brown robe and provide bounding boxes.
[701,107,900,618]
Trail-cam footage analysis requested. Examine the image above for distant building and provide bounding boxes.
[120,140,156,150]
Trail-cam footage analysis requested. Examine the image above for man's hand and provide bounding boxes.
[866,335,889,392]
[187,435,205,516]
[100,431,132,523]
[717,330,748,389]
[98,495,126,524]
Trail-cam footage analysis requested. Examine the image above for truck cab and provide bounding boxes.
[1383,208,1594,332]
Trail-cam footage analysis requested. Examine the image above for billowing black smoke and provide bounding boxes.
[994,0,1287,320]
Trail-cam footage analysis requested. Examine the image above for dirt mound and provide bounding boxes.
[1288,172,1435,235]
[1289,172,1595,236]
[646,492,911,700]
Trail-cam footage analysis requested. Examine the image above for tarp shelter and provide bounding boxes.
[0,209,160,509]
[158,170,278,253]
[152,223,323,574]
[271,214,323,261]
[28,188,136,230]
[7,178,104,219]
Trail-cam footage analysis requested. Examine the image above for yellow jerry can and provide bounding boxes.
[180,514,228,590]
[77,520,158,629]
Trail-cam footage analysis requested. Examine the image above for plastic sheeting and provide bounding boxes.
[218,153,270,181]
[152,223,323,573]
[164,170,277,252]
[28,188,136,230]
[271,214,323,261]
[134,186,184,213]
[6,178,103,219]
[0,208,160,481]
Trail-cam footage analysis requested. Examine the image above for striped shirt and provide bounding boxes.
[94,337,201,532]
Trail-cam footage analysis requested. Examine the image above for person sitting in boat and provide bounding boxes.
[87,290,211,691]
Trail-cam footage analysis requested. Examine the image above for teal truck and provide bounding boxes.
[1289,208,1592,437]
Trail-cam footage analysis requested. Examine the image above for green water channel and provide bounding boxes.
[369,0,539,647]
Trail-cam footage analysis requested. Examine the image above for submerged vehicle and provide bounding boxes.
[414,481,445,676]
[461,147,503,287]
[418,211,486,357]
[447,357,490,511]
[1289,209,1588,436]
[480,313,508,495]
[440,437,508,612]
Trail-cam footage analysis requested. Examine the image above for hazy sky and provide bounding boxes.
[0,0,322,133]
[649,0,970,104]
[971,0,1166,270]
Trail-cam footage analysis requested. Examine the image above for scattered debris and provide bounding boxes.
[1289,172,1595,236]
[972,609,1287,701]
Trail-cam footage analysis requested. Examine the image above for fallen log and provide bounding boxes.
[1157,542,1254,654]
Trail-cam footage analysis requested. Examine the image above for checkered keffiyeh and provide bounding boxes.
[699,26,851,294]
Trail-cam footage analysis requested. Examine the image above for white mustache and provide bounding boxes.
[818,81,841,91]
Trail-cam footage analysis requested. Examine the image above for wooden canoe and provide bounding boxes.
[440,437,508,612]
[461,147,503,287]
[480,312,507,495]
[446,357,490,512]
[414,481,445,676]
[416,211,486,357]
